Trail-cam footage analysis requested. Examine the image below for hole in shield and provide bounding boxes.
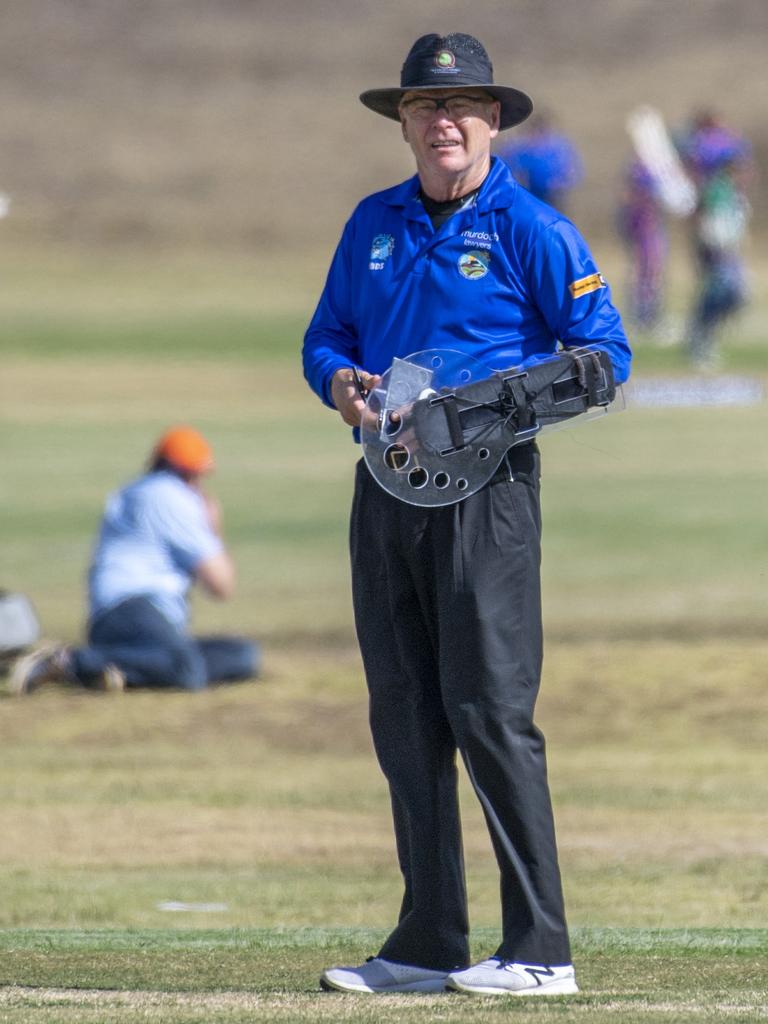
[408,467,429,489]
[383,444,409,471]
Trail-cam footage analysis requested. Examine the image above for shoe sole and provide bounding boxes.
[320,975,448,994]
[7,647,57,696]
[6,660,32,696]
[446,978,579,996]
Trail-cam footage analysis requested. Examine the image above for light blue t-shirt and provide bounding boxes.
[87,471,223,628]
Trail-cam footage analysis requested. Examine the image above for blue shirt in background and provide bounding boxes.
[496,131,583,209]
[88,471,223,629]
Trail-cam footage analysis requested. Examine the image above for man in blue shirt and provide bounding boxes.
[304,33,630,997]
[10,426,258,693]
[496,111,583,213]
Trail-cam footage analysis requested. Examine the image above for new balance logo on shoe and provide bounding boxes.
[525,965,557,985]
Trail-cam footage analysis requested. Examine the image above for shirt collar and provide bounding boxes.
[380,156,518,216]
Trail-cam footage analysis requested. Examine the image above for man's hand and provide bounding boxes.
[197,551,236,599]
[193,490,235,598]
[331,368,381,427]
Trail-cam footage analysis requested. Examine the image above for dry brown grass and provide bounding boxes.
[0,0,765,251]
[1,641,766,931]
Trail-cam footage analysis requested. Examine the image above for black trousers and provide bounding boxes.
[350,445,570,971]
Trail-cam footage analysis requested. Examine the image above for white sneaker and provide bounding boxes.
[447,958,578,996]
[320,957,449,993]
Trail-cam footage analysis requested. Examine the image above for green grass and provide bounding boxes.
[3,355,766,642]
[0,929,766,1022]
[1,249,768,1020]
[0,311,306,361]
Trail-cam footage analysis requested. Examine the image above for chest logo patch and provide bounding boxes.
[458,250,491,280]
[369,233,395,270]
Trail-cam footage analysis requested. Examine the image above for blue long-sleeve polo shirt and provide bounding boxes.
[303,157,631,410]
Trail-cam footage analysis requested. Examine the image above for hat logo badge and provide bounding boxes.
[435,50,455,69]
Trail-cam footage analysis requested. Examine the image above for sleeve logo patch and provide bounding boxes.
[569,272,606,298]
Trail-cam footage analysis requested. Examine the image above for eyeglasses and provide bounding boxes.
[401,94,494,123]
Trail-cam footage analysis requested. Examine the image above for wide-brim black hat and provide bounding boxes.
[360,33,533,132]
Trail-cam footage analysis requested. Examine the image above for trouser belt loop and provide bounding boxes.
[504,451,515,482]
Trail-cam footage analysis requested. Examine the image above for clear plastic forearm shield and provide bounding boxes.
[361,348,623,507]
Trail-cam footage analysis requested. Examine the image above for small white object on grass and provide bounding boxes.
[156,900,229,912]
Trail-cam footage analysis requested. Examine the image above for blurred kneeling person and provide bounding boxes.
[10,426,259,694]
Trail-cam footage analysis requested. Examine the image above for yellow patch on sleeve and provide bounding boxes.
[569,272,606,299]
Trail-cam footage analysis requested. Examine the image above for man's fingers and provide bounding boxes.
[331,368,384,426]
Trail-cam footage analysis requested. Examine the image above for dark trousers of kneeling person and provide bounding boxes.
[350,443,571,972]
[69,595,258,690]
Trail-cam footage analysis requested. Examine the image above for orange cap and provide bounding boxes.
[153,426,215,475]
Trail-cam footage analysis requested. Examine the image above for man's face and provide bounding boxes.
[399,89,500,185]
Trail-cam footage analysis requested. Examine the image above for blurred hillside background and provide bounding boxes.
[0,0,765,252]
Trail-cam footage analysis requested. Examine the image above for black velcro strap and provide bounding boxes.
[433,394,466,450]
[572,351,599,407]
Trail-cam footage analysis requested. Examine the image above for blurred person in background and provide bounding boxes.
[10,426,259,694]
[677,110,755,369]
[303,31,630,998]
[677,109,753,190]
[616,158,668,333]
[496,110,583,213]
